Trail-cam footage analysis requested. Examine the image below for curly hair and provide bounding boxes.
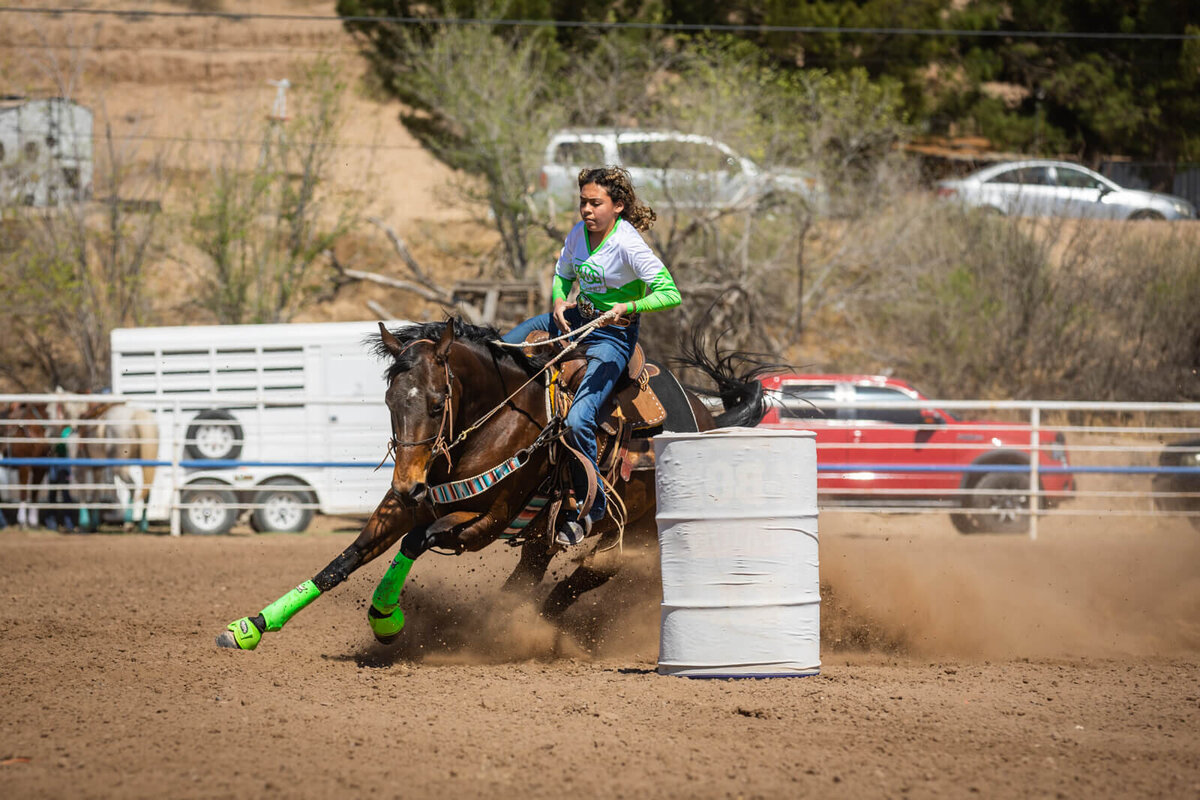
[577,166,657,232]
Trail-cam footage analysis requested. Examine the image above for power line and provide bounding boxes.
[99,133,424,151]
[0,38,1188,69]
[1,6,1197,41]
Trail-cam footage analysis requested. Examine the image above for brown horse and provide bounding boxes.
[0,401,55,528]
[217,318,773,651]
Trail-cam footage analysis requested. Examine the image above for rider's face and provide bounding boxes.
[579,183,624,235]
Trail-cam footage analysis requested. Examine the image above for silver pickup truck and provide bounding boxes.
[537,128,823,211]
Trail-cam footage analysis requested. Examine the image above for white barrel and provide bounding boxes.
[655,428,819,677]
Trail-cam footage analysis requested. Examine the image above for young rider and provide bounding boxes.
[502,166,681,546]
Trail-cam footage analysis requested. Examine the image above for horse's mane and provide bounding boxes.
[368,317,549,383]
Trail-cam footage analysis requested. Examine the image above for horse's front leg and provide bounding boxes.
[217,492,430,651]
[366,509,505,644]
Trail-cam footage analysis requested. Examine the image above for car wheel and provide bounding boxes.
[249,478,315,534]
[180,479,238,535]
[1128,210,1165,221]
[964,471,1031,534]
[184,410,244,461]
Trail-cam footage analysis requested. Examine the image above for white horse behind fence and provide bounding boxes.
[54,396,159,532]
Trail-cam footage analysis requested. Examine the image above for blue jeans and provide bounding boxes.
[502,308,639,521]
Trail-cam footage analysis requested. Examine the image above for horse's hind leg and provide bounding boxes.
[501,529,555,596]
[541,562,620,624]
[217,493,428,651]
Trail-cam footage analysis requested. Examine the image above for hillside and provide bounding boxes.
[2,0,487,331]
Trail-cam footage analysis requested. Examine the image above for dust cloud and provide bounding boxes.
[338,513,1199,666]
[820,513,1200,659]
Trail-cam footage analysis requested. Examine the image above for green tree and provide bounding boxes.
[190,58,364,323]
[939,1,1200,171]
[0,124,169,391]
[339,4,564,278]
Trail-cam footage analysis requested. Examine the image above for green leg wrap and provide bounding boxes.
[79,508,90,529]
[260,580,322,631]
[368,553,414,643]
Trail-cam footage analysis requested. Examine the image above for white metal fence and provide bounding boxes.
[2,392,1199,538]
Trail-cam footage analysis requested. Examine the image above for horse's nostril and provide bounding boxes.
[408,483,427,502]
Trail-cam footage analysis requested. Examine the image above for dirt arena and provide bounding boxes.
[2,512,1197,799]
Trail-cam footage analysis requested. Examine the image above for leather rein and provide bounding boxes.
[382,325,601,509]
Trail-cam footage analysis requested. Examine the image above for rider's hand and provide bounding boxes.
[598,303,628,327]
[552,298,573,334]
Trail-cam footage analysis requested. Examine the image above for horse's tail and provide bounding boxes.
[674,331,786,429]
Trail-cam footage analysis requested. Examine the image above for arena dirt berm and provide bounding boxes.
[1,510,1197,798]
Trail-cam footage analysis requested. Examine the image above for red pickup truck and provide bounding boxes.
[758,374,1075,533]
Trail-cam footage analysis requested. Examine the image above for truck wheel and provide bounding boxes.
[184,410,244,461]
[949,512,979,534]
[249,478,314,534]
[181,479,238,535]
[965,471,1031,534]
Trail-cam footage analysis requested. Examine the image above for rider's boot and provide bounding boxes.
[218,580,322,651]
[555,492,606,548]
[368,552,415,644]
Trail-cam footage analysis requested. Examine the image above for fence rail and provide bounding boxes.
[2,392,1199,537]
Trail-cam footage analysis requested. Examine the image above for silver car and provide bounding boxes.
[936,159,1196,220]
[538,128,824,211]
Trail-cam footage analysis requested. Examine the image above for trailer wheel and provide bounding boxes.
[249,478,315,534]
[181,479,238,535]
[184,410,243,461]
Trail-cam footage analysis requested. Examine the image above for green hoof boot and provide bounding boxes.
[367,603,405,645]
[216,617,263,650]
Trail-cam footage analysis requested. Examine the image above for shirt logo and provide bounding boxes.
[577,261,602,286]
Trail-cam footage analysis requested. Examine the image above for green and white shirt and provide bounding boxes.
[552,219,681,314]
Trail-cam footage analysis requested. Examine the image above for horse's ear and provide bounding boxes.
[434,319,456,363]
[378,322,403,357]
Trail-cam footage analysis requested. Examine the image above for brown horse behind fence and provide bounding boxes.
[0,401,55,528]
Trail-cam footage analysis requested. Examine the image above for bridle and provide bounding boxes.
[381,322,605,508]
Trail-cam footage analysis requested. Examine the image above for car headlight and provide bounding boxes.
[1172,201,1196,218]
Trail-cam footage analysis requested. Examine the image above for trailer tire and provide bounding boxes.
[249,478,315,534]
[184,410,243,462]
[181,479,238,535]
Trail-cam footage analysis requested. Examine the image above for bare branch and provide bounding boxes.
[367,216,436,289]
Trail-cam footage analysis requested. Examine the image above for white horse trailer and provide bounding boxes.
[111,320,407,535]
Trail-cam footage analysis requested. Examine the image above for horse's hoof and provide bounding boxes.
[217,617,262,650]
[367,604,405,645]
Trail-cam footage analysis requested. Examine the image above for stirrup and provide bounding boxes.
[555,514,593,547]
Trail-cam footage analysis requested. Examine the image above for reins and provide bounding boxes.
[381,317,623,542]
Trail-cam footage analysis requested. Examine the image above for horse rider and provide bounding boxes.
[502,166,681,546]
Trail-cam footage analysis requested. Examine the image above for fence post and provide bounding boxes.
[170,398,182,537]
[1029,406,1040,541]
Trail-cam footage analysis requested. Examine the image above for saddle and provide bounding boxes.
[526,330,666,433]
[523,330,667,524]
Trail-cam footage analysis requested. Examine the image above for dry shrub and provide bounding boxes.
[841,200,1200,402]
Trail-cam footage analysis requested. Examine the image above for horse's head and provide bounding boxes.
[375,318,547,504]
[377,321,461,502]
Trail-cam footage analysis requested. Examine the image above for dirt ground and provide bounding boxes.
[2,512,1198,799]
